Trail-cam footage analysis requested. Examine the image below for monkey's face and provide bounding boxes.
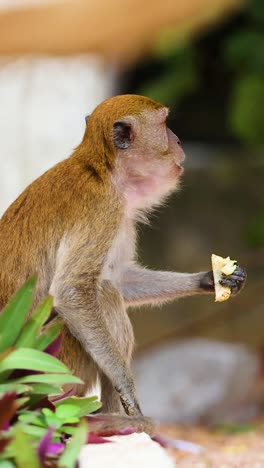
[112,107,185,213]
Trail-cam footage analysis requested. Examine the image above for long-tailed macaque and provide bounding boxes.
[0,95,246,433]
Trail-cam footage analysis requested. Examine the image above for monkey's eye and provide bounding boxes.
[113,121,132,150]
[85,115,90,123]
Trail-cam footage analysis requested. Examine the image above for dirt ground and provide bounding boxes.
[161,420,264,467]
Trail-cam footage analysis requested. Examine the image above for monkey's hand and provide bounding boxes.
[219,265,247,295]
[200,266,247,296]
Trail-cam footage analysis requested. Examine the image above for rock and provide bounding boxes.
[79,432,174,468]
[135,339,260,423]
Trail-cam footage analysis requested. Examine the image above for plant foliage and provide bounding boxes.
[137,0,264,147]
[0,277,101,467]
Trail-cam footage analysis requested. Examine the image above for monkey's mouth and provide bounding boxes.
[175,157,184,171]
[174,147,185,172]
[177,164,184,174]
[172,162,184,177]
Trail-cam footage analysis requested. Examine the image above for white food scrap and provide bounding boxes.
[211,254,237,302]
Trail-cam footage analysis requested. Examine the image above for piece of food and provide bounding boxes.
[211,254,237,302]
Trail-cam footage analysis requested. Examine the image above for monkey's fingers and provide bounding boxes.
[219,265,247,295]
[119,392,142,417]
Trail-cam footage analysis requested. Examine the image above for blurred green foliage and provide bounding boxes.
[138,0,264,148]
[138,48,198,105]
[247,213,264,247]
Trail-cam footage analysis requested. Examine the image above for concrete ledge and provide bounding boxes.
[79,432,174,468]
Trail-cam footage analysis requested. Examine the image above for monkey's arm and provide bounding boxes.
[120,265,246,307]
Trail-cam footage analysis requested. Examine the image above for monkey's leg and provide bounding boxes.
[51,288,141,417]
[121,265,246,307]
[50,244,155,433]
[98,280,134,414]
[58,326,98,397]
[100,374,121,413]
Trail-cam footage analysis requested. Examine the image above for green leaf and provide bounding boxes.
[56,404,80,420]
[0,348,14,362]
[230,73,264,147]
[56,396,101,417]
[16,397,30,407]
[0,383,32,394]
[58,419,88,468]
[18,412,44,425]
[12,427,40,468]
[0,461,16,468]
[0,348,71,373]
[42,408,53,417]
[0,276,37,353]
[138,48,197,105]
[18,425,49,439]
[13,373,82,385]
[58,425,77,436]
[34,322,63,351]
[16,296,53,348]
[27,383,62,395]
[0,442,16,460]
[224,30,264,73]
[248,0,264,24]
[42,408,62,428]
[247,213,264,247]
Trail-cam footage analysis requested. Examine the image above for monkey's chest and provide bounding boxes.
[101,223,135,286]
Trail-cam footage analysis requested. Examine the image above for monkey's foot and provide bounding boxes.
[86,414,157,436]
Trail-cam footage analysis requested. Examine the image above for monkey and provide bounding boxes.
[0,94,246,434]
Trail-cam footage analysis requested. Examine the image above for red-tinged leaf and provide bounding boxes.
[50,387,74,403]
[10,368,40,379]
[87,433,112,444]
[34,323,62,352]
[0,392,18,429]
[0,435,12,453]
[30,397,55,412]
[38,428,64,463]
[42,463,58,468]
[45,334,62,357]
[46,441,64,455]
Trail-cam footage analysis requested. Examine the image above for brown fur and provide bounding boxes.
[0,94,246,435]
[0,95,165,434]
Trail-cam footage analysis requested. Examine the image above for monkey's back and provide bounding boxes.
[0,157,121,309]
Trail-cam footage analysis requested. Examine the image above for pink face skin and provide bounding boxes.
[113,108,185,216]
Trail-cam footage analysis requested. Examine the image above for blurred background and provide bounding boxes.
[0,0,264,424]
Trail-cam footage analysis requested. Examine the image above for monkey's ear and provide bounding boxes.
[113,121,132,150]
